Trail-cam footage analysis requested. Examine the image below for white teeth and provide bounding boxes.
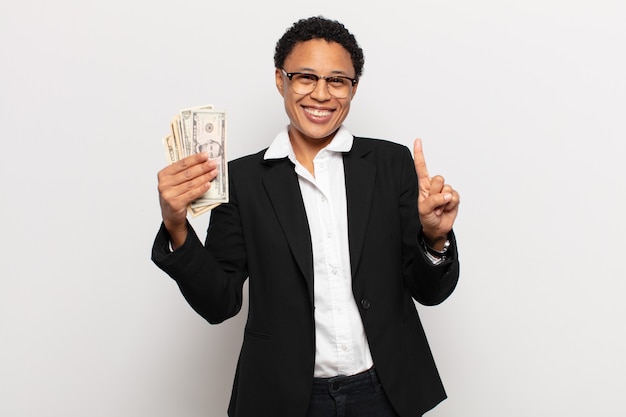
[305,108,331,117]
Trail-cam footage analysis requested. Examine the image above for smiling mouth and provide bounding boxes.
[305,107,332,117]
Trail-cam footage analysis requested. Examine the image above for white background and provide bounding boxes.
[1,0,625,416]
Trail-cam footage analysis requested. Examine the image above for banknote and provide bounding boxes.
[189,109,228,210]
[162,104,228,217]
[163,134,179,164]
[180,104,213,158]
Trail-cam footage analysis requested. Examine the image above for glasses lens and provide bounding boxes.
[325,77,351,98]
[291,74,317,95]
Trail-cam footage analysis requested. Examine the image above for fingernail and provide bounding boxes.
[444,193,452,202]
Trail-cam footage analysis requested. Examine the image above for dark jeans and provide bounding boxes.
[307,368,400,417]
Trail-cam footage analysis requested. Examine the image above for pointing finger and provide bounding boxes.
[413,138,430,181]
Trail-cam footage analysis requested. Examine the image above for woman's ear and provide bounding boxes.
[275,68,285,97]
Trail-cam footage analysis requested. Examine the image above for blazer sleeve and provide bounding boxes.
[151,192,249,324]
[410,229,460,306]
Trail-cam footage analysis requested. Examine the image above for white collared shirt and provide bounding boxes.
[264,126,374,377]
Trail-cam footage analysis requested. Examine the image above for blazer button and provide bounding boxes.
[360,299,371,310]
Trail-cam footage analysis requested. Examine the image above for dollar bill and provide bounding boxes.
[189,109,228,209]
[180,104,213,158]
[163,134,179,163]
[162,104,228,217]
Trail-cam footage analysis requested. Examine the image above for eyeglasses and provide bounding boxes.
[281,69,357,99]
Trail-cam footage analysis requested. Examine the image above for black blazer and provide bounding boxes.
[152,137,459,417]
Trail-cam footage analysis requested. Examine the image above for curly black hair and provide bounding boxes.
[274,16,365,80]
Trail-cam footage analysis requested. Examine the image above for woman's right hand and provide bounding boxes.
[157,153,218,249]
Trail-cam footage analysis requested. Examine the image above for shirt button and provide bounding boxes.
[361,299,371,310]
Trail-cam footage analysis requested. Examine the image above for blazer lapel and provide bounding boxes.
[262,159,314,302]
[343,141,376,279]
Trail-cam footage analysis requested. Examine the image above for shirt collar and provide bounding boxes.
[264,125,354,162]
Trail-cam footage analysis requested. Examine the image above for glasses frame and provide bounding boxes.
[280,68,358,98]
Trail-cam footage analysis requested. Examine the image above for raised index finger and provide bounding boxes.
[413,138,430,181]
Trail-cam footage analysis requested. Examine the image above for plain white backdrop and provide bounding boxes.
[1,0,625,416]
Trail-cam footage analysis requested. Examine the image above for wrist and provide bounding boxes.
[422,232,448,251]
[164,219,188,250]
[421,236,450,263]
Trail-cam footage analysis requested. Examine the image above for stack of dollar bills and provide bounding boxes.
[163,104,228,217]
